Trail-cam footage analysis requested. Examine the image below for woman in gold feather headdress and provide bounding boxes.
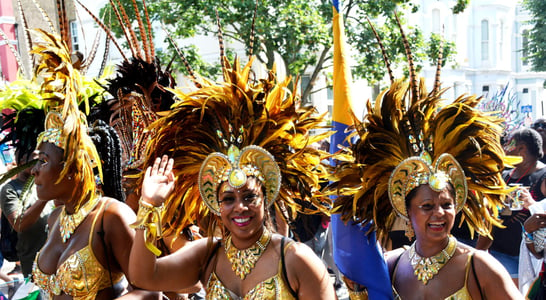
[27,30,160,300]
[329,20,523,299]
[126,55,335,299]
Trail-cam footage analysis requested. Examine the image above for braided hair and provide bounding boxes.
[88,120,125,202]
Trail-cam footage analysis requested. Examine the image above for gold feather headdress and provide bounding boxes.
[32,29,102,211]
[329,18,519,241]
[141,56,332,240]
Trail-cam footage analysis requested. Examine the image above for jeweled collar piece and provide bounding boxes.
[59,195,100,243]
[408,235,457,284]
[224,228,272,279]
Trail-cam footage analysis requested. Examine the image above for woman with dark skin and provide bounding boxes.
[31,121,159,300]
[128,155,335,299]
[386,183,522,299]
[32,141,132,299]
[327,20,526,299]
[27,30,159,300]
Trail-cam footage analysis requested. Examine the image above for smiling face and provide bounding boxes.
[407,184,456,244]
[218,176,266,248]
[31,142,73,203]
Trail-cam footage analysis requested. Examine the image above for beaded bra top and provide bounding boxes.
[206,270,296,300]
[205,239,297,300]
[32,200,123,299]
[392,252,474,300]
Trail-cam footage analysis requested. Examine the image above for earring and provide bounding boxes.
[68,176,72,180]
[405,220,414,240]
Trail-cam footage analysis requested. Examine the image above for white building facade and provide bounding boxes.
[312,1,546,125]
[408,0,546,122]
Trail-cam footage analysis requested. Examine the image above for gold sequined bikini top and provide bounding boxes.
[392,251,474,300]
[32,200,123,299]
[205,238,297,300]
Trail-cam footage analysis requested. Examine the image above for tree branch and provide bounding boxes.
[301,46,330,101]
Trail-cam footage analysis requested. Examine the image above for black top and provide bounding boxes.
[489,167,546,256]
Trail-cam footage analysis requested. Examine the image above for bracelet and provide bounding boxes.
[130,197,165,256]
[139,198,164,209]
[348,289,368,300]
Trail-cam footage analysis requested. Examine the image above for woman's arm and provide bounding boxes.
[128,155,207,292]
[523,212,546,258]
[472,250,524,299]
[129,229,208,291]
[8,199,50,232]
[103,200,137,276]
[284,242,335,300]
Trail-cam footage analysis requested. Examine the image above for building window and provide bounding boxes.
[523,88,529,94]
[481,20,489,61]
[432,9,440,33]
[522,29,529,66]
[482,85,489,92]
[70,21,79,51]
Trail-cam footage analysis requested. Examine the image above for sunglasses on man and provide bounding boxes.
[532,123,546,130]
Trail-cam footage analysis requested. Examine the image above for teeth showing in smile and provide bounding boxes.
[234,217,250,223]
[429,222,444,228]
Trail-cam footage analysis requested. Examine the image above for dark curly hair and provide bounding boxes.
[507,127,544,159]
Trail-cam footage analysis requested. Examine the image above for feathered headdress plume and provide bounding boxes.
[78,0,183,171]
[0,7,109,206]
[141,56,332,239]
[32,29,102,211]
[327,17,519,241]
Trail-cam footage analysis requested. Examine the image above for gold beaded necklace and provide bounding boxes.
[224,228,272,279]
[59,196,100,243]
[408,235,457,284]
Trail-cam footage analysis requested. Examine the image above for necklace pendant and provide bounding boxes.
[225,228,272,279]
[59,196,100,243]
[409,236,457,285]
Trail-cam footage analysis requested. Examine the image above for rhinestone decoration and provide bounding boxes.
[409,235,457,284]
[224,228,272,279]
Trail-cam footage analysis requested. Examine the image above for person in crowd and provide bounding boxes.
[127,55,335,299]
[480,128,546,285]
[0,108,50,281]
[327,20,523,299]
[532,118,546,164]
[28,30,158,300]
[520,192,546,298]
[0,149,51,279]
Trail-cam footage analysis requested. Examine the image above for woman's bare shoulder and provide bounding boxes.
[101,198,136,221]
[385,246,407,269]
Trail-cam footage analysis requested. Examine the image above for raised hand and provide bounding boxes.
[141,155,175,206]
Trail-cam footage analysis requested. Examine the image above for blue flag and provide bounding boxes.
[330,1,393,299]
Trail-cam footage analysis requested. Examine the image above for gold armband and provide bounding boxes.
[130,198,164,256]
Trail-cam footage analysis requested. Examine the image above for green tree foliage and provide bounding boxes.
[522,0,546,71]
[100,0,466,100]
